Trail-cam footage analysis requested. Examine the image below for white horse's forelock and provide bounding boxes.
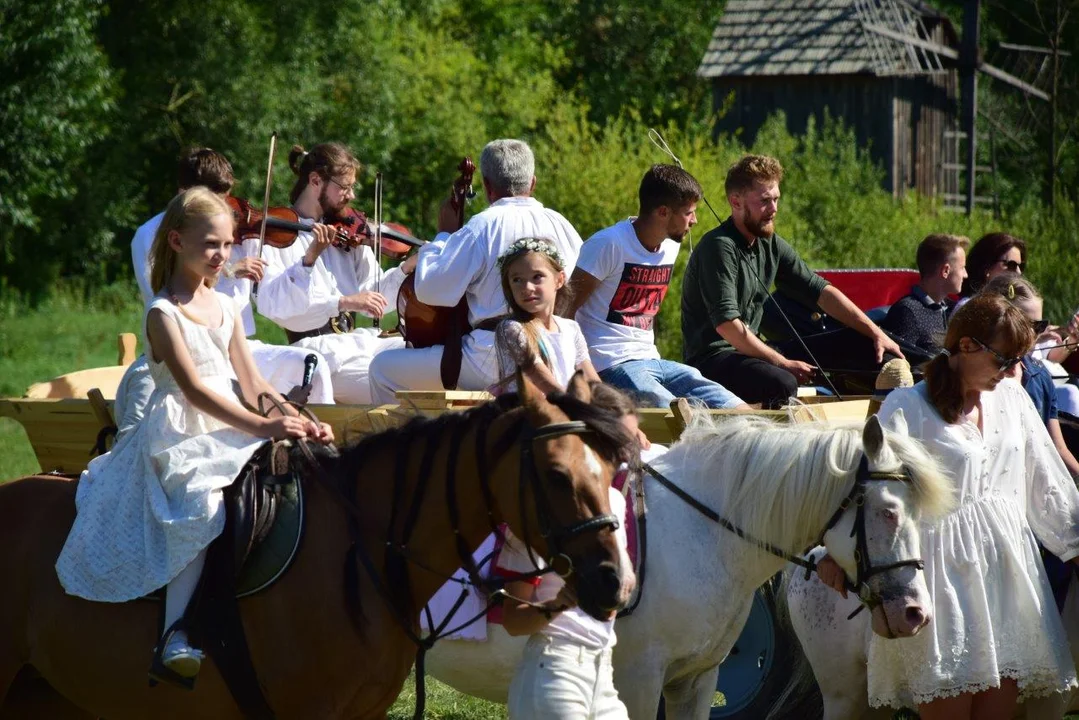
[652,412,954,557]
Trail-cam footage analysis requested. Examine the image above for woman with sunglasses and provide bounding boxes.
[982,274,1079,478]
[817,292,1079,719]
[956,232,1027,310]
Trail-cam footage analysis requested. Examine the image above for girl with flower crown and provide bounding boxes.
[491,237,629,718]
[493,237,601,394]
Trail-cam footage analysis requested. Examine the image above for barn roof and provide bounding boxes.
[698,0,957,78]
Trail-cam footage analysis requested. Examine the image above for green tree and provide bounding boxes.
[0,0,117,301]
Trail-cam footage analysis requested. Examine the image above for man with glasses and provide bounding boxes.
[881,234,969,362]
[257,142,416,403]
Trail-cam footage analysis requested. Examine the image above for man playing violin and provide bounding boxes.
[368,139,583,403]
[117,147,333,438]
[256,142,412,404]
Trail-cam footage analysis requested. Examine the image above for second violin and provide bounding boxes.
[228,195,424,260]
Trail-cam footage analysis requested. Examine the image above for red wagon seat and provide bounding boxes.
[817,268,920,312]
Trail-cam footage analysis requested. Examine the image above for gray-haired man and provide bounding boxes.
[369,139,583,403]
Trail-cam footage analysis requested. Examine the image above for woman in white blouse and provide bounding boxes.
[818,293,1079,719]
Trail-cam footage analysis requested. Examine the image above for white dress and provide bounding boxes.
[494,316,590,392]
[868,380,1079,708]
[56,294,267,602]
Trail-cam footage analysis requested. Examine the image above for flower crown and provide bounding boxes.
[497,238,564,273]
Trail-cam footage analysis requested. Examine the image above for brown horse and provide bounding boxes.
[0,372,635,719]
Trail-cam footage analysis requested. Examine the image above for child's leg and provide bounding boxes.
[159,550,206,677]
[507,636,594,719]
[164,550,206,631]
[593,648,629,719]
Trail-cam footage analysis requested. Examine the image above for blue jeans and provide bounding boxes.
[599,358,743,409]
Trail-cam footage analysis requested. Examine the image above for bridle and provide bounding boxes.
[641,453,923,620]
[515,420,621,578]
[817,455,924,618]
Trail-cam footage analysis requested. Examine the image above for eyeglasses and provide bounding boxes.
[329,178,358,195]
[999,258,1025,273]
[1031,319,1050,334]
[972,337,1023,372]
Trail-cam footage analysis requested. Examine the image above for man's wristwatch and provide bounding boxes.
[222,262,236,279]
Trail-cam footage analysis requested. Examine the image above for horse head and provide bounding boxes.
[822,411,955,639]
[510,370,637,621]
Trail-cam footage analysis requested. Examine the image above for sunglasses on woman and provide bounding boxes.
[999,258,1025,273]
[972,337,1023,372]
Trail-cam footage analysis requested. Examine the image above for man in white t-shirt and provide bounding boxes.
[567,165,746,409]
[368,139,583,404]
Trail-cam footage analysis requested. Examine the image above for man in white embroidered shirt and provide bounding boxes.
[368,139,583,404]
[256,142,408,404]
[567,164,747,410]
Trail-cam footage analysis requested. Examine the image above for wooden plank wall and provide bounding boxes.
[713,67,958,198]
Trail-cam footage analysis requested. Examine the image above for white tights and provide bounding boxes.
[164,550,206,633]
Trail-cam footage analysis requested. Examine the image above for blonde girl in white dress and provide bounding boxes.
[55,187,334,680]
[818,293,1079,719]
[493,237,601,395]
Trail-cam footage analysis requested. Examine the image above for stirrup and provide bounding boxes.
[148,620,202,690]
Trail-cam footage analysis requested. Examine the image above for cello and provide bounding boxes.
[395,158,475,389]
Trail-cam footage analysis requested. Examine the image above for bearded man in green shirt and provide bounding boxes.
[681,154,903,408]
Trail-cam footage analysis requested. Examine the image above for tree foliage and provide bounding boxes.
[1,0,1077,337]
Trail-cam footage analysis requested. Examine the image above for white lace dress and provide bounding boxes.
[868,380,1079,708]
[56,294,266,602]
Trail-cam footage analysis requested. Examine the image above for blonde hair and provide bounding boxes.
[725,154,784,195]
[149,186,233,294]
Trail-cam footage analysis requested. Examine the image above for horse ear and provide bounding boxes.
[863,413,886,460]
[566,370,593,403]
[517,367,544,409]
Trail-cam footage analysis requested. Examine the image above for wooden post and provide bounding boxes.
[117,332,137,366]
[960,0,981,216]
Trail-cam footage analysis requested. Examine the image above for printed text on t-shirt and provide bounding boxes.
[605,263,673,330]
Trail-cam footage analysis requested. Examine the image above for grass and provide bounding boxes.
[388,674,505,719]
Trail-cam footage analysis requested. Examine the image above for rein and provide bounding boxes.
[640,455,923,619]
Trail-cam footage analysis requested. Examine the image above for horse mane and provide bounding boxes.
[653,413,952,556]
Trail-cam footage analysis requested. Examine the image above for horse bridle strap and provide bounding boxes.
[642,454,924,619]
[521,420,620,554]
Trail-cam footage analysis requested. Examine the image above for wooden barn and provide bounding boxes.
[698,0,961,198]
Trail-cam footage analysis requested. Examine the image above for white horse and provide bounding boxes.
[784,559,1079,719]
[426,412,955,719]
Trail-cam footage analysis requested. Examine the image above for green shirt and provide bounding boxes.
[681,216,829,366]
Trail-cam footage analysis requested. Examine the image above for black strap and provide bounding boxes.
[641,462,819,578]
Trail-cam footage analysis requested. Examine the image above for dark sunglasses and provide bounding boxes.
[972,337,1023,372]
[1031,319,1050,334]
[999,259,1025,273]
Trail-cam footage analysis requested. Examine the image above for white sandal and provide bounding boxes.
[161,629,204,678]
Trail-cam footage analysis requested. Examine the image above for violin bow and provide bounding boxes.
[255,132,278,261]
[646,128,842,399]
[250,132,277,300]
[373,171,383,328]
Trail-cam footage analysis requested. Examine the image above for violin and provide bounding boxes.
[227,195,423,260]
[396,158,475,389]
